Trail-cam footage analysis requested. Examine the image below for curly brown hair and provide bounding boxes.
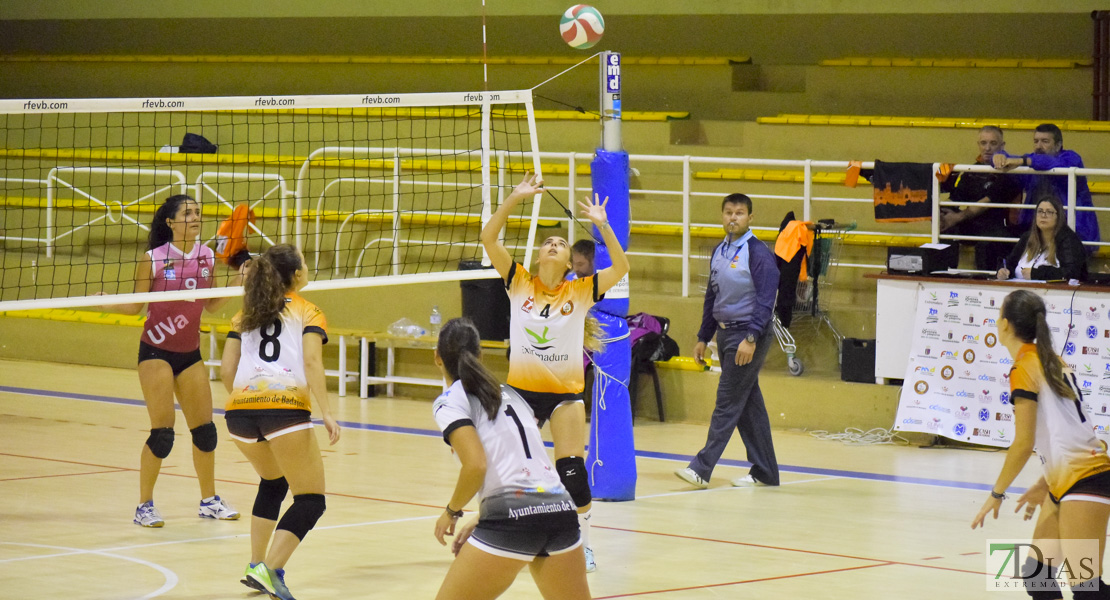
[239,244,302,333]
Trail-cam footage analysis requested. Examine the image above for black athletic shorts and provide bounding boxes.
[1051,469,1110,505]
[224,409,313,443]
[510,386,583,427]
[138,342,203,376]
[468,490,581,561]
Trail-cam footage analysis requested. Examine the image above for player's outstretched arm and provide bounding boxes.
[579,193,629,294]
[480,172,543,280]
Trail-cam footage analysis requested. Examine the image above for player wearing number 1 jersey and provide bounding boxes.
[432,318,590,600]
[221,244,340,600]
[99,194,240,528]
[480,172,630,573]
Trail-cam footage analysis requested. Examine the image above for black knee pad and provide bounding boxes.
[555,456,591,508]
[252,477,289,521]
[190,422,218,452]
[1071,580,1109,599]
[146,427,175,459]
[276,493,326,541]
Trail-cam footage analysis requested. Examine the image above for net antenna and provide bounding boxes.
[0,90,542,311]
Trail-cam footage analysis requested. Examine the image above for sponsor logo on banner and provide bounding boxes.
[992,429,1008,443]
[1087,306,1101,320]
[926,418,941,431]
[941,366,955,380]
[964,349,976,364]
[915,366,935,376]
[964,295,981,308]
[985,333,997,348]
[941,350,958,360]
[955,389,974,399]
[968,313,977,325]
[963,335,980,344]
[945,330,958,342]
[948,292,960,307]
[1063,307,1078,316]
[955,406,971,419]
[944,312,961,324]
[902,418,924,426]
[1089,326,1100,339]
[1096,424,1110,436]
[973,427,991,437]
[1085,346,1100,355]
[914,380,929,394]
[926,308,939,323]
[954,423,967,437]
[982,317,997,327]
[922,328,940,340]
[930,404,951,414]
[1000,357,1013,366]
[925,292,942,306]
[978,374,996,383]
[995,412,1012,422]
[1065,342,1077,356]
[979,408,991,421]
[1083,363,1097,377]
[989,297,997,307]
[999,391,1010,405]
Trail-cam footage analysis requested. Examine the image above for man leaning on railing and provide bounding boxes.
[992,123,1100,246]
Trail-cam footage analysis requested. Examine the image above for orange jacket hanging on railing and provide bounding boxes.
[774,220,814,282]
[215,203,255,266]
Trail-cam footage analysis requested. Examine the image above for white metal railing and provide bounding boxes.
[9,150,1108,312]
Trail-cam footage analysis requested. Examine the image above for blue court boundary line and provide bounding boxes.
[1,384,1013,493]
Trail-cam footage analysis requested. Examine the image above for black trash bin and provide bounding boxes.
[459,260,510,341]
[841,338,876,383]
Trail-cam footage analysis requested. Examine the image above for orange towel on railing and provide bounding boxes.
[775,220,814,282]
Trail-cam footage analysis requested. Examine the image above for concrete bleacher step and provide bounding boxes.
[819,57,1093,69]
[757,114,1110,131]
[0,54,749,67]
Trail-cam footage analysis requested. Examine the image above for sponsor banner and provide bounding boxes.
[895,283,1110,448]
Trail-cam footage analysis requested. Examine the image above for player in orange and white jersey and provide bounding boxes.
[220,244,340,600]
[973,289,1110,597]
[480,172,629,573]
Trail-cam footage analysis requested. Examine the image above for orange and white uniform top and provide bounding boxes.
[225,294,328,413]
[505,263,601,395]
[1010,343,1110,499]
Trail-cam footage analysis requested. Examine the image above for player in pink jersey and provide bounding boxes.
[480,172,629,573]
[101,194,242,527]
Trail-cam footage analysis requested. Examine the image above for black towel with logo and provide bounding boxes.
[872,160,932,223]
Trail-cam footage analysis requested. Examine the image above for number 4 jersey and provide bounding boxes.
[434,380,564,498]
[225,294,328,412]
[505,263,601,395]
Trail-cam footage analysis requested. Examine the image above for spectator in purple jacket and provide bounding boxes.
[993,123,1099,246]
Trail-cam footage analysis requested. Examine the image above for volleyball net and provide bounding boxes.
[0,90,544,310]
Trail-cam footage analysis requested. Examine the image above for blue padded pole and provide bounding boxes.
[587,148,635,501]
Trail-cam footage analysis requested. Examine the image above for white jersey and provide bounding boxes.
[433,380,564,498]
[226,294,328,413]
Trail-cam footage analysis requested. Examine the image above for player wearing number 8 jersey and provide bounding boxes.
[480,172,629,573]
[432,318,590,600]
[98,194,240,528]
[221,244,340,600]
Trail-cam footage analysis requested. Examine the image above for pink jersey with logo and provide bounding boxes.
[141,242,215,352]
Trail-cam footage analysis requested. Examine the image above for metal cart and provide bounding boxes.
[772,220,856,376]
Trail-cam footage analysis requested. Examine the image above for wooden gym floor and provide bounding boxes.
[0,358,1063,599]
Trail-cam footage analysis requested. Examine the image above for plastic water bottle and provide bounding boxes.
[429,305,442,339]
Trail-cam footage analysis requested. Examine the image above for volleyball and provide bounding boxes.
[560,5,605,50]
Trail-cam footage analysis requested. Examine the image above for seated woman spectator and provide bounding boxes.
[996,194,1088,282]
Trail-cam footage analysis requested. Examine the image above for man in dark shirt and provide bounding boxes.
[675,193,781,489]
[938,125,1022,271]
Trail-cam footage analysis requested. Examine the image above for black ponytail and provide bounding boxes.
[148,194,193,250]
[438,318,502,420]
[1002,290,1074,399]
